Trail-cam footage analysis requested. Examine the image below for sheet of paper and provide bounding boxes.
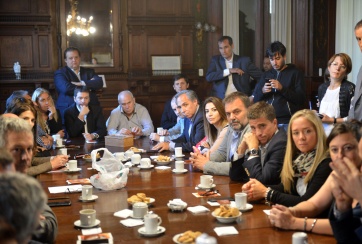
[48,184,82,194]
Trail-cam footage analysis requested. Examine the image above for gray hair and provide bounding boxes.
[0,116,33,148]
[0,173,47,243]
[118,90,134,101]
[174,90,199,104]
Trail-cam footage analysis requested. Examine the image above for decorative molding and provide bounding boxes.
[128,16,195,26]
[0,15,51,24]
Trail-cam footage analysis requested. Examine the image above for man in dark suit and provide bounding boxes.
[54,47,103,120]
[206,36,262,99]
[152,90,204,152]
[229,101,287,184]
[64,87,107,141]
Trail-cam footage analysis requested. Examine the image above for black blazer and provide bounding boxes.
[230,128,287,184]
[64,103,107,138]
[172,107,205,152]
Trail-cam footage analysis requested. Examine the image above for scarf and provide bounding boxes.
[292,149,316,178]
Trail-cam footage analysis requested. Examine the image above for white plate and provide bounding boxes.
[65,168,81,173]
[239,203,253,212]
[212,211,241,223]
[197,184,216,190]
[74,219,100,228]
[173,233,183,244]
[173,154,185,158]
[128,198,155,206]
[172,169,188,174]
[138,226,166,237]
[137,165,155,170]
[79,195,98,202]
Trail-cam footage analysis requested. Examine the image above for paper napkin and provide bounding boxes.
[81,227,102,235]
[207,201,220,206]
[120,219,144,227]
[114,209,133,218]
[263,209,271,216]
[214,226,239,236]
[187,205,210,214]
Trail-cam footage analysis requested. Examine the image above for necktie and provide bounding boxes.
[84,115,88,134]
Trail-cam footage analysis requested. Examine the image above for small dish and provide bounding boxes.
[128,198,155,206]
[197,184,216,190]
[167,202,187,212]
[154,160,171,166]
[137,165,155,170]
[211,211,241,223]
[74,219,101,228]
[172,169,188,174]
[82,155,92,162]
[173,233,183,244]
[64,168,82,173]
[138,226,166,237]
[79,195,98,202]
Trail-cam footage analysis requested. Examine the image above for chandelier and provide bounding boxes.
[66,0,96,36]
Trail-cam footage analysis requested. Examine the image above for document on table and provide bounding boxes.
[48,184,82,194]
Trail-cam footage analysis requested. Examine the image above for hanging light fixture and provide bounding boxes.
[66,0,96,36]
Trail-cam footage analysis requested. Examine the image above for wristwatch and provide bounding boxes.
[249,148,259,156]
[92,133,99,140]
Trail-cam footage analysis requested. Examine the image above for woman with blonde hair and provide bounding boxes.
[32,88,64,150]
[242,109,331,206]
[197,97,228,154]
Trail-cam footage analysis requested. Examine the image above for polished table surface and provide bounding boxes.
[37,137,335,243]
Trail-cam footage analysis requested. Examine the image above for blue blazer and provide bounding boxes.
[172,107,205,152]
[206,54,262,98]
[54,66,103,119]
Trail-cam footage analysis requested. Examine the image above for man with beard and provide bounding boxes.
[190,92,251,175]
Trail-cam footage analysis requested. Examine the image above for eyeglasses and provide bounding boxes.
[331,62,346,70]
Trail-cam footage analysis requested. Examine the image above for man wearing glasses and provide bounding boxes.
[106,90,154,136]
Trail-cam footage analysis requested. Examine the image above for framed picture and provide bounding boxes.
[151,55,181,75]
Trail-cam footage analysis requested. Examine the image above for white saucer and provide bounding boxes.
[173,154,185,158]
[138,226,166,237]
[137,165,155,170]
[172,169,188,174]
[65,168,81,173]
[74,219,100,228]
[238,203,253,212]
[79,195,98,202]
[197,184,216,189]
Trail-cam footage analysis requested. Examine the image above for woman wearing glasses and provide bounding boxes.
[318,53,355,135]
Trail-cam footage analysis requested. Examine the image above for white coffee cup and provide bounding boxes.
[235,192,247,209]
[52,134,60,147]
[114,152,125,162]
[157,127,164,135]
[58,148,67,155]
[175,147,183,157]
[292,232,308,244]
[56,138,63,147]
[175,160,184,172]
[140,158,151,168]
[200,175,213,188]
[131,154,141,164]
[82,185,93,200]
[125,150,134,158]
[67,160,77,171]
[132,202,148,218]
[79,209,96,226]
[144,213,162,234]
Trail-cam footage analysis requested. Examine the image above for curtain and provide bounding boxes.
[336,0,362,83]
[223,0,239,55]
[270,0,291,62]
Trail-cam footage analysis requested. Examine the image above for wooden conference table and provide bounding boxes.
[37,137,335,244]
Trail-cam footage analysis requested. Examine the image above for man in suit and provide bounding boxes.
[54,47,103,120]
[152,90,204,152]
[64,86,107,140]
[206,36,262,99]
[348,19,362,121]
[190,92,251,176]
[229,101,287,184]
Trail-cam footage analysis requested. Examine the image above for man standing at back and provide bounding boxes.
[54,47,103,120]
[206,36,262,99]
[348,19,362,120]
[253,41,306,129]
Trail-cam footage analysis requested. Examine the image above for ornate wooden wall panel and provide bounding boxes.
[38,35,50,67]
[0,0,32,13]
[0,35,33,68]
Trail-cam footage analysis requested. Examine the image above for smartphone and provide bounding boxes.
[316,113,324,119]
[265,78,272,84]
[48,198,71,207]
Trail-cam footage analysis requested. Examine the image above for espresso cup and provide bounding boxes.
[235,192,247,209]
[175,147,183,157]
[132,202,148,218]
[131,154,141,164]
[144,213,162,234]
[67,160,77,171]
[140,158,151,168]
[82,185,93,200]
[79,209,96,226]
[114,152,125,162]
[175,160,184,172]
[292,232,308,244]
[157,127,163,135]
[56,138,63,147]
[200,175,213,188]
[58,148,67,156]
[125,150,134,158]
